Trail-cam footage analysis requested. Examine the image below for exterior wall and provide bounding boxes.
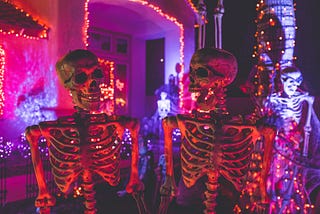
[130,37,146,117]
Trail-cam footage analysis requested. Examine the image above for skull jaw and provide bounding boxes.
[71,90,102,112]
[190,87,217,112]
[196,93,217,112]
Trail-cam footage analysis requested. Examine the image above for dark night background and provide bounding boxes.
[200,0,320,97]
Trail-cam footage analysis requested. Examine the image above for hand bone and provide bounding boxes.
[35,193,56,208]
[159,175,177,197]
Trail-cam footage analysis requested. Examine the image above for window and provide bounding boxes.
[88,30,111,53]
[116,38,128,54]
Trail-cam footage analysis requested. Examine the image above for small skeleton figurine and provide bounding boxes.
[25,49,145,214]
[159,47,274,214]
[157,92,171,120]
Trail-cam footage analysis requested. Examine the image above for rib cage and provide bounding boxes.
[269,93,309,124]
[39,114,122,193]
[219,125,255,190]
[177,114,257,191]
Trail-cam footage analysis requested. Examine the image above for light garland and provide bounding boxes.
[0,28,47,40]
[83,0,90,47]
[0,136,13,159]
[0,45,5,117]
[98,59,115,114]
[0,1,48,40]
[185,0,199,14]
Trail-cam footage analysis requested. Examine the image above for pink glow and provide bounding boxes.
[2,34,57,121]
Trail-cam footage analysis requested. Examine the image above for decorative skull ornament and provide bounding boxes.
[56,49,105,111]
[25,49,147,214]
[189,48,237,112]
[159,47,274,214]
[280,66,303,97]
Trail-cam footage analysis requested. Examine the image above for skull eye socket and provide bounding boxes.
[296,75,303,85]
[75,72,88,84]
[74,69,103,84]
[93,68,104,79]
[195,68,208,78]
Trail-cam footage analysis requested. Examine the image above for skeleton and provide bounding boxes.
[265,66,316,213]
[268,66,314,156]
[25,49,146,214]
[159,48,274,214]
[157,91,171,120]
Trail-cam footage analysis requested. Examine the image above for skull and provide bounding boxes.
[280,66,303,97]
[56,49,105,111]
[189,47,237,111]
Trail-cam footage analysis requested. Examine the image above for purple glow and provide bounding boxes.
[0,136,13,159]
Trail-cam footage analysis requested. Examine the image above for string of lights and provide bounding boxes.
[0,45,5,117]
[0,1,49,40]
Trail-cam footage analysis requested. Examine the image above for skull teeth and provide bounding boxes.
[80,92,100,101]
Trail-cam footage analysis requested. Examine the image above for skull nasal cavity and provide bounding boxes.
[189,76,195,83]
[90,80,97,88]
